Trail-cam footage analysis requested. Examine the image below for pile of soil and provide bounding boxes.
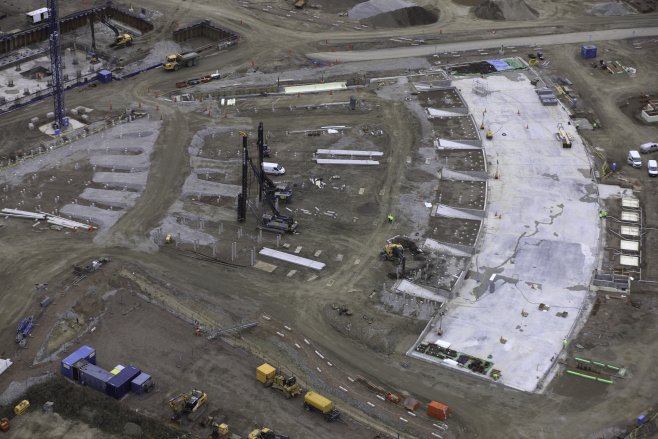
[589,2,634,15]
[473,0,539,20]
[624,0,656,12]
[363,5,439,27]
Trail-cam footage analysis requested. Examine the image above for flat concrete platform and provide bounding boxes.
[414,74,600,392]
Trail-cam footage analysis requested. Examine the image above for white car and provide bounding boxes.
[648,159,658,177]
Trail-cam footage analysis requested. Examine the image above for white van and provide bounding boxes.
[640,143,658,154]
[648,159,658,177]
[262,162,285,175]
[627,150,642,168]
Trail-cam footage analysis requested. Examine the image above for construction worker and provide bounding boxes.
[387,214,395,223]
[598,209,607,219]
[562,338,568,349]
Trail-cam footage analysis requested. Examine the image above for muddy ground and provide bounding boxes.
[1,1,658,439]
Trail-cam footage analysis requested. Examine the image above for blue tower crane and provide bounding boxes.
[47,0,68,131]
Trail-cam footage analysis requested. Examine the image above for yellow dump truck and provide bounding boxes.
[303,391,340,421]
[14,400,30,416]
[256,363,302,399]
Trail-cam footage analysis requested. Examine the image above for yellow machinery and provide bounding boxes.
[256,363,302,399]
[14,400,29,416]
[293,0,307,8]
[163,52,199,71]
[168,389,208,420]
[113,34,132,47]
[208,420,231,438]
[303,391,340,421]
[381,243,404,263]
[165,233,173,244]
[556,123,572,148]
[486,129,494,140]
[248,427,289,439]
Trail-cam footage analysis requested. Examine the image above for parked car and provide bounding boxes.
[648,159,658,177]
[627,150,642,168]
[640,143,658,154]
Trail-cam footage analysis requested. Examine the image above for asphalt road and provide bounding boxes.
[308,26,658,62]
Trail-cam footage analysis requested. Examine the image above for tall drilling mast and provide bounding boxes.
[47,0,68,130]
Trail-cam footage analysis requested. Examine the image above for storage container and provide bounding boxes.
[427,400,450,421]
[97,70,112,84]
[61,345,96,379]
[131,372,154,394]
[581,45,597,59]
[79,364,113,393]
[106,365,141,399]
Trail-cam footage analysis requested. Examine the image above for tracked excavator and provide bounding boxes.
[168,389,208,421]
[381,243,404,264]
[100,16,132,48]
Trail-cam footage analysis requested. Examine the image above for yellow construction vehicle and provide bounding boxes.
[208,420,231,438]
[165,233,173,244]
[556,123,572,148]
[381,243,404,263]
[168,389,208,421]
[111,33,133,48]
[256,363,302,399]
[163,52,199,71]
[294,0,307,9]
[14,400,29,416]
[248,427,289,439]
[486,129,494,140]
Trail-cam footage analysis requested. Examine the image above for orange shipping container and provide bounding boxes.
[427,400,449,421]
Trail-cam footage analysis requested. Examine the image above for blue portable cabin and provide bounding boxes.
[581,45,597,59]
[97,69,112,84]
[131,372,154,394]
[106,365,141,399]
[79,364,113,393]
[61,345,96,379]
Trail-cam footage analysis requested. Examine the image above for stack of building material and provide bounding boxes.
[1,208,96,231]
[0,358,12,377]
[535,88,558,106]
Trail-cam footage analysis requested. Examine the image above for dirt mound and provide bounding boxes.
[474,0,539,20]
[589,2,634,15]
[363,6,439,27]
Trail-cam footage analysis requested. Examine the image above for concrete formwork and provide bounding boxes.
[0,5,153,55]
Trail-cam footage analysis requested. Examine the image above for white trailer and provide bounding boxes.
[26,7,49,24]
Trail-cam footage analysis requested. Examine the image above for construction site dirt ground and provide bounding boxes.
[1,1,658,439]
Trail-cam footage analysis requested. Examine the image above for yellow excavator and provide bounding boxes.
[168,389,208,421]
[112,33,133,48]
[381,243,404,264]
[248,427,289,439]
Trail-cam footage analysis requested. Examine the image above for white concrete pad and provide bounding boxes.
[434,204,483,221]
[620,240,639,252]
[394,280,444,302]
[260,247,326,270]
[417,74,600,392]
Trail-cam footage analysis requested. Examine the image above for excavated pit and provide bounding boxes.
[474,0,539,20]
[364,6,439,27]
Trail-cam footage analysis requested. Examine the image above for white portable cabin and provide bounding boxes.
[26,7,49,24]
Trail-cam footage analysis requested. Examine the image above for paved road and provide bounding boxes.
[308,26,658,62]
